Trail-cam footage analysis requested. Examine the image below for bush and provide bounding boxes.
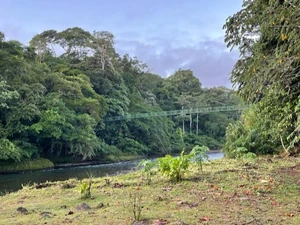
[158,150,192,182]
[223,107,278,158]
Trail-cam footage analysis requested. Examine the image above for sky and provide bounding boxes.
[0,0,243,88]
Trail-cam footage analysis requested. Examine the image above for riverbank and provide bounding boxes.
[0,154,142,174]
[0,158,54,174]
[0,152,224,193]
[0,151,222,174]
[1,156,299,224]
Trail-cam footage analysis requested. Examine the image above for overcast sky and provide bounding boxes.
[0,0,243,88]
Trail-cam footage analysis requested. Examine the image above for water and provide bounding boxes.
[0,152,223,193]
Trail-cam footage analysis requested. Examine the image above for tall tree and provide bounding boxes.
[224,0,300,154]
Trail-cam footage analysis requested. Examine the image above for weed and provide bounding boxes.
[21,181,32,190]
[79,181,91,199]
[127,191,143,221]
[79,171,93,199]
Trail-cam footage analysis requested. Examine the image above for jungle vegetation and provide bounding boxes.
[223,0,300,157]
[0,28,240,166]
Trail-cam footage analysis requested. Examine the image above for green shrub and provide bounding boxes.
[158,150,192,182]
[224,106,279,158]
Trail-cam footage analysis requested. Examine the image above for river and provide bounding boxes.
[0,152,223,193]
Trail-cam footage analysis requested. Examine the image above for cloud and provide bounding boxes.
[116,36,239,88]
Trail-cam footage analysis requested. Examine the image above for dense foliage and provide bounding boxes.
[223,0,300,157]
[0,28,240,165]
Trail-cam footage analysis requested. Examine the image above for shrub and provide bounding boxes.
[158,150,191,182]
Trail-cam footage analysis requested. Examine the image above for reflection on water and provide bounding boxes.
[0,152,223,193]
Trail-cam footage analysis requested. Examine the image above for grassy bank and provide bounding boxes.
[0,157,299,224]
[0,153,142,173]
[0,158,54,174]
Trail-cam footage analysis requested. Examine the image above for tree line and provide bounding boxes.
[0,28,240,164]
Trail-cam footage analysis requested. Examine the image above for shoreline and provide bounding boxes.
[1,157,299,224]
[0,151,223,175]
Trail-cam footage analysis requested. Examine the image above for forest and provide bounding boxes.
[1,1,300,224]
[0,28,240,168]
[1,0,299,171]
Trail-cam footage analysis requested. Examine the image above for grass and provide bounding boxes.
[0,158,54,173]
[0,156,299,225]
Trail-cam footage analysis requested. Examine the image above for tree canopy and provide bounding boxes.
[0,27,241,164]
[223,0,300,157]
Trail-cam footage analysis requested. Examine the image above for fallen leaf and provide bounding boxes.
[200,216,209,221]
[243,190,250,195]
[271,201,279,207]
[152,219,168,225]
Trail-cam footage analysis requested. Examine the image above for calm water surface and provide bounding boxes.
[0,152,223,193]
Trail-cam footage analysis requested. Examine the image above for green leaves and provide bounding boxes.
[0,139,24,162]
[190,145,209,171]
[224,0,300,155]
[0,26,244,165]
[0,81,19,109]
[158,150,192,182]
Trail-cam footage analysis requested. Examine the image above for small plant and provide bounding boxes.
[79,181,92,199]
[137,159,156,185]
[104,176,111,186]
[79,171,93,199]
[21,182,33,192]
[128,191,143,221]
[158,150,191,182]
[190,145,209,171]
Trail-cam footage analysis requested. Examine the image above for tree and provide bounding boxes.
[56,27,91,60]
[166,69,202,95]
[224,0,300,154]
[89,31,116,71]
[0,31,4,42]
